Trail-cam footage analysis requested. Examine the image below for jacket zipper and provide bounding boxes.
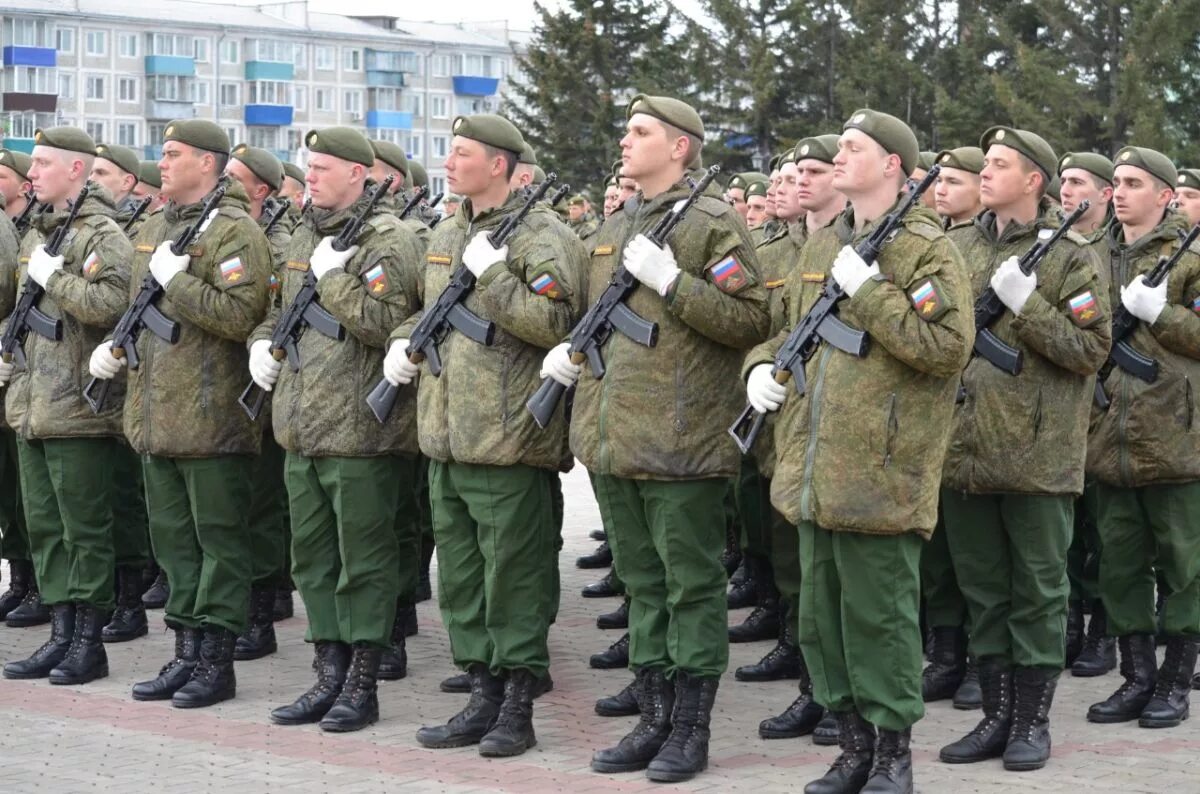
[799,345,833,522]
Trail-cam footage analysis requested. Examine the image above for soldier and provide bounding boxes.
[1174,169,1200,226]
[386,115,584,756]
[0,127,132,685]
[546,94,769,782]
[602,178,620,218]
[912,151,939,210]
[0,150,35,225]
[933,146,985,227]
[938,127,1110,772]
[278,161,307,230]
[442,194,461,219]
[87,120,272,708]
[369,138,408,202]
[1085,147,1200,730]
[745,180,769,239]
[567,195,601,243]
[760,159,785,240]
[92,144,146,234]
[745,109,973,793]
[248,128,425,731]
[725,172,755,221]
[133,161,167,213]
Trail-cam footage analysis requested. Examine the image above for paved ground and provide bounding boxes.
[2,465,1198,792]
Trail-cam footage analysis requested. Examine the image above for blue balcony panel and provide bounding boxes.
[365,110,412,130]
[244,105,294,126]
[452,76,499,97]
[4,137,34,154]
[144,55,195,76]
[245,61,294,81]
[366,71,405,88]
[4,46,55,67]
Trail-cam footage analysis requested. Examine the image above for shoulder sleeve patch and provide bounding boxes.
[362,262,389,295]
[426,253,452,265]
[1190,294,1200,315]
[707,254,749,294]
[1067,289,1102,327]
[218,256,247,285]
[528,268,565,300]
[593,244,615,256]
[82,251,102,280]
[286,260,309,272]
[909,276,951,322]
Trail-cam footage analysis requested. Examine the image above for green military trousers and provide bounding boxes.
[921,510,967,629]
[941,490,1072,669]
[735,454,774,563]
[247,430,289,587]
[797,522,924,730]
[143,455,253,633]
[1068,483,1103,602]
[415,453,434,581]
[771,507,801,629]
[286,453,411,648]
[0,428,28,562]
[19,437,118,610]
[430,460,555,677]
[110,440,150,568]
[1095,482,1200,636]
[587,469,626,593]
[593,475,729,678]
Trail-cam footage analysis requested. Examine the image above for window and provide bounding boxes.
[430,94,449,119]
[190,81,210,105]
[248,81,292,105]
[58,73,74,99]
[85,121,105,142]
[286,129,304,154]
[431,175,445,195]
[86,75,106,100]
[404,133,421,159]
[372,128,403,146]
[370,87,400,111]
[432,135,447,159]
[149,33,194,57]
[56,27,75,54]
[117,122,138,147]
[315,88,332,112]
[118,33,138,58]
[9,19,50,47]
[315,46,334,71]
[4,67,55,94]
[148,75,189,101]
[402,92,423,117]
[432,54,450,77]
[8,112,38,139]
[117,77,137,102]
[251,39,301,63]
[219,83,240,107]
[293,85,306,111]
[193,38,209,62]
[148,123,167,146]
[248,127,279,150]
[85,30,107,57]
[456,97,489,115]
[223,126,241,145]
[221,39,240,64]
[343,90,362,115]
[342,47,360,72]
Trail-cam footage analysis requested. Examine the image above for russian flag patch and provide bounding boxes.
[1068,290,1100,327]
[365,264,387,294]
[219,257,245,285]
[530,272,560,299]
[708,255,747,293]
[1191,295,1200,314]
[82,251,101,279]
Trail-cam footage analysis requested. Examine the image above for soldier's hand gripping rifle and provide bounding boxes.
[1094,223,1200,409]
[525,166,720,429]
[364,174,559,423]
[82,184,226,413]
[728,166,941,454]
[122,196,153,233]
[0,184,89,371]
[237,176,394,420]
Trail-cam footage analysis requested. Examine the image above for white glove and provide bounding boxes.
[249,339,282,392]
[310,236,358,280]
[149,241,189,288]
[383,338,421,386]
[88,341,125,380]
[623,234,681,297]
[26,245,63,288]
[747,363,788,414]
[1121,275,1169,325]
[541,342,581,387]
[0,359,13,387]
[461,231,507,279]
[990,256,1036,315]
[830,246,879,298]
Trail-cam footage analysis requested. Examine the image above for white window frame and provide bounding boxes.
[117,121,139,147]
[342,47,361,72]
[85,29,107,57]
[117,76,138,103]
[315,46,334,71]
[118,32,138,59]
[85,74,106,101]
[56,27,76,55]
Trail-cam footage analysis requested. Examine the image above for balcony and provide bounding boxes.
[3,93,56,113]
[144,55,195,76]
[145,99,195,120]
[3,46,55,67]
[365,110,412,130]
[245,105,293,126]
[245,61,293,81]
[3,137,34,154]
[452,76,499,97]
[366,71,404,88]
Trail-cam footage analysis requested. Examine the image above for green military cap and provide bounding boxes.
[408,160,428,188]
[568,194,588,206]
[980,126,1057,183]
[33,126,96,156]
[745,180,768,199]
[1114,146,1178,189]
[605,175,618,188]
[843,109,920,175]
[729,171,768,191]
[450,114,524,156]
[519,141,538,166]
[532,165,547,184]
[1047,174,1061,202]
[611,159,623,178]
[138,160,161,188]
[163,119,229,155]
[917,151,937,172]
[767,153,783,174]
[625,93,704,140]
[369,139,408,177]
[1057,152,1114,184]
[95,143,139,177]
[281,161,305,185]
[304,127,373,167]
[793,135,841,165]
[935,146,985,174]
[230,143,284,191]
[1177,169,1200,191]
[0,149,32,180]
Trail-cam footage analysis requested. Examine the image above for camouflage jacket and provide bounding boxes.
[5,187,130,439]
[572,176,771,481]
[1088,211,1200,486]
[114,196,150,240]
[122,178,272,458]
[942,203,1110,495]
[570,212,602,244]
[394,190,587,470]
[250,185,425,457]
[745,202,974,537]
[0,212,22,428]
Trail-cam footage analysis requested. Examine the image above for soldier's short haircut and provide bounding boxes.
[483,144,519,180]
[1015,152,1047,197]
[659,119,702,166]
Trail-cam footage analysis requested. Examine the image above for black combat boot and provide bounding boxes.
[5,578,50,627]
[1071,600,1116,677]
[581,570,620,598]
[592,667,675,772]
[813,709,840,745]
[719,522,741,577]
[1065,600,1085,667]
[759,648,825,738]
[479,669,540,756]
[272,583,294,621]
[1002,667,1057,771]
[270,641,351,725]
[939,658,1012,763]
[233,584,277,661]
[416,541,435,603]
[417,663,505,747]
[803,711,875,794]
[172,626,237,708]
[737,600,802,682]
[49,603,109,685]
[590,632,629,669]
[727,559,756,610]
[1087,634,1157,722]
[440,671,470,693]
[596,600,629,630]
[953,657,982,709]
[646,672,719,782]
[103,566,149,643]
[0,558,33,620]
[401,602,418,637]
[589,528,607,542]
[1139,634,1198,728]
[576,541,613,569]
[378,603,409,681]
[729,558,780,643]
[595,677,639,717]
[862,726,913,793]
[3,603,74,679]
[141,568,169,610]
[132,625,201,700]
[921,626,967,701]
[320,642,383,732]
